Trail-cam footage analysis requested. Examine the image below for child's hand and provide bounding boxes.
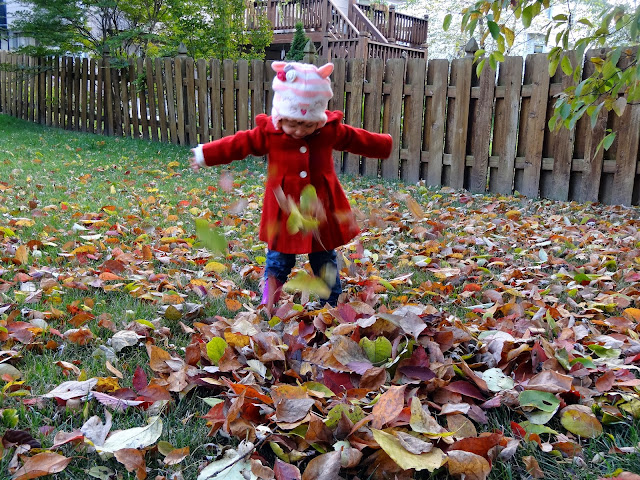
[189,155,200,172]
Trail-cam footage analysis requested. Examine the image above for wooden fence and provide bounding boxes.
[1,50,639,205]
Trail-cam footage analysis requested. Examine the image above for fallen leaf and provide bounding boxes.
[560,405,603,438]
[372,428,446,472]
[12,453,72,480]
[447,450,490,480]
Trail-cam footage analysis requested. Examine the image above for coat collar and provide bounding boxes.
[256,111,344,134]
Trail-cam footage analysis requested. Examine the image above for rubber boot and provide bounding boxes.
[261,276,284,310]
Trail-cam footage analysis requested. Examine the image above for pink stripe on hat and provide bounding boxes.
[271,61,334,128]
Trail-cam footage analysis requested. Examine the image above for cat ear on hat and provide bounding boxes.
[317,63,334,79]
[271,61,287,72]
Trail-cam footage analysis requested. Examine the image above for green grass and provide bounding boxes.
[2,113,640,479]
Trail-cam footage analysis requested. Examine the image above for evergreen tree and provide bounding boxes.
[286,22,308,61]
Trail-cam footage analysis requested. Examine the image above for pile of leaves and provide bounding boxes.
[1,124,640,479]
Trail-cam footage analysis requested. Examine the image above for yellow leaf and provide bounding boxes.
[71,245,97,255]
[224,332,250,348]
[14,245,28,265]
[372,429,446,472]
[560,405,602,438]
[204,261,227,273]
[623,308,640,322]
[15,219,35,227]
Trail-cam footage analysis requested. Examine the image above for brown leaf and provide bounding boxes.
[359,367,387,391]
[301,451,341,480]
[526,370,573,393]
[274,459,301,480]
[450,433,502,459]
[163,446,189,465]
[447,450,491,480]
[447,414,478,439]
[595,369,616,393]
[522,455,545,478]
[114,448,146,479]
[371,385,407,429]
[395,431,433,454]
[12,452,72,480]
[275,398,315,424]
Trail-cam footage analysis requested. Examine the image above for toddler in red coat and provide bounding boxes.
[190,61,392,311]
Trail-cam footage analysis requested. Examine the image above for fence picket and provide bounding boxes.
[609,48,640,206]
[402,58,426,184]
[237,60,249,133]
[516,53,550,197]
[164,58,178,144]
[251,59,265,126]
[330,59,346,171]
[540,51,576,201]
[468,58,495,193]
[146,58,159,141]
[344,59,365,175]
[381,58,404,179]
[209,59,222,141]
[446,57,472,189]
[196,59,208,143]
[362,58,384,177]
[137,58,150,140]
[222,59,235,138]
[424,59,448,186]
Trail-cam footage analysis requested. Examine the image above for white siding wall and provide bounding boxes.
[2,1,36,51]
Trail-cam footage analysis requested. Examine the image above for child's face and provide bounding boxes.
[279,118,319,139]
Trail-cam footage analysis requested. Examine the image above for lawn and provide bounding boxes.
[1,113,640,480]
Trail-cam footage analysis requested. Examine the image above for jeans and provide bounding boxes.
[264,249,342,306]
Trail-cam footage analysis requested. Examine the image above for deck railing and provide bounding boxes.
[261,0,428,47]
[357,4,428,46]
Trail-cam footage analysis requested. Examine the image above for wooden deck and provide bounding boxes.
[248,0,428,61]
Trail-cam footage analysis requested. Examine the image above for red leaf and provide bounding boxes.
[274,459,301,480]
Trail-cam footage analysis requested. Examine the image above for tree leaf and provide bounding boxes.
[560,405,603,438]
[195,218,227,255]
[360,336,392,364]
[206,337,229,365]
[98,416,163,453]
[371,429,446,472]
[12,453,72,480]
[447,450,491,480]
[443,14,452,31]
[371,385,407,429]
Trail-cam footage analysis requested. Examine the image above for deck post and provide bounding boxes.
[320,0,329,34]
[357,32,371,59]
[267,0,277,28]
[321,33,331,61]
[388,5,396,42]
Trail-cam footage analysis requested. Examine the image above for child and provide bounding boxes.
[190,61,392,310]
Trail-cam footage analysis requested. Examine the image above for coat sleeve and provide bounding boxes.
[201,125,269,167]
[333,123,393,159]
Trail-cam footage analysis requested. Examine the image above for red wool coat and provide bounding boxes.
[200,110,393,254]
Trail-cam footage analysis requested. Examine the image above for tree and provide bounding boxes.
[286,22,309,61]
[9,0,168,58]
[8,0,273,61]
[446,0,640,148]
[162,0,273,60]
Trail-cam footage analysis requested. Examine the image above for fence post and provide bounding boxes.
[103,46,113,136]
[176,42,192,144]
[303,39,318,65]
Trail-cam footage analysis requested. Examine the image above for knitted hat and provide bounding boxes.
[271,61,334,129]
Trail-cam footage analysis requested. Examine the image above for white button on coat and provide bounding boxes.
[299,171,308,178]
[299,146,307,153]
